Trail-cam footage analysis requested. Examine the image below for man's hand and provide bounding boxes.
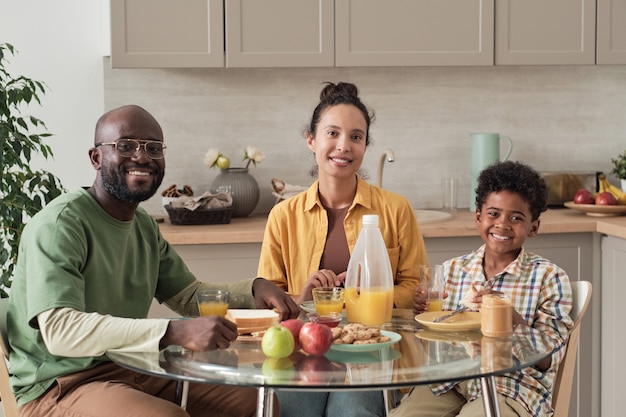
[160,316,238,351]
[252,278,300,320]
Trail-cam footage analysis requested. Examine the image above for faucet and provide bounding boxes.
[376,149,395,188]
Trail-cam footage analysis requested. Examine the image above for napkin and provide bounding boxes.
[168,192,233,211]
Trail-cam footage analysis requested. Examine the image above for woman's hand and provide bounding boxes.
[299,270,346,303]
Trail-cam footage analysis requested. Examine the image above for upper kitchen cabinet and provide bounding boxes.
[495,0,596,65]
[110,0,224,68]
[111,0,624,68]
[335,0,494,66]
[597,0,626,64]
[225,0,334,67]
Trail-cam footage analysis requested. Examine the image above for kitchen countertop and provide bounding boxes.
[158,208,626,245]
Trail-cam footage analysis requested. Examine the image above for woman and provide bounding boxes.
[258,82,428,417]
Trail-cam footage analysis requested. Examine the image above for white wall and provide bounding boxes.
[104,64,626,215]
[0,0,107,190]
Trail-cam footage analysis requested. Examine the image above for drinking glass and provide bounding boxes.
[197,289,230,317]
[420,265,444,312]
[312,287,345,316]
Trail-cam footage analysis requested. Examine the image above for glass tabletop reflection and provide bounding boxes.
[107,309,553,392]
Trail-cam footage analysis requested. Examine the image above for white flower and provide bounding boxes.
[203,148,220,168]
[205,146,264,170]
[244,146,265,166]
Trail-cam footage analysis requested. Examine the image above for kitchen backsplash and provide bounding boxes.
[103,58,626,216]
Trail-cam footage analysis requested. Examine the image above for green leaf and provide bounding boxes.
[0,42,66,295]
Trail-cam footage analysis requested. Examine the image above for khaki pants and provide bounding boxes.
[19,362,273,417]
[389,383,530,417]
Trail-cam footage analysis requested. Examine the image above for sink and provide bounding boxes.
[414,210,453,224]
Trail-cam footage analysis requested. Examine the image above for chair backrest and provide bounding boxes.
[0,297,19,417]
[552,280,592,417]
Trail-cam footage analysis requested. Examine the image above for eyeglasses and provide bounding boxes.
[96,139,166,159]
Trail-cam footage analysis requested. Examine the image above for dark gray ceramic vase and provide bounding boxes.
[210,168,260,217]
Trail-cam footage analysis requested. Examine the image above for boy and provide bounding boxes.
[401,160,573,417]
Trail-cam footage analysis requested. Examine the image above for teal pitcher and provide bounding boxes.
[470,133,513,211]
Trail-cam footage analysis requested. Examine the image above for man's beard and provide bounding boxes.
[100,161,163,203]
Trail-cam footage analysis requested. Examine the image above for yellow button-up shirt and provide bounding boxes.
[257,177,428,309]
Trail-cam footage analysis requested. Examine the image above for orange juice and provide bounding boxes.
[428,299,443,312]
[198,302,228,317]
[345,287,394,325]
[315,300,344,315]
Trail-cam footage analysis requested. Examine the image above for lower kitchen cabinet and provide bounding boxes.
[148,243,261,318]
[600,235,626,417]
[151,232,600,417]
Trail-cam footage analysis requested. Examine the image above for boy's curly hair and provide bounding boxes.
[475,161,548,221]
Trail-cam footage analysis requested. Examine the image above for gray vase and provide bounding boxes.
[210,168,260,217]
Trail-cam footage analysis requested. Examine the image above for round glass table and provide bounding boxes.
[107,310,553,417]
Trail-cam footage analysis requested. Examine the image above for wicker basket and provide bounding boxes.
[164,204,233,225]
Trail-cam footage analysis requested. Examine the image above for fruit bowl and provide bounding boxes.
[564,201,626,217]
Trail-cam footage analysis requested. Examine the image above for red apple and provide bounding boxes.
[299,321,333,355]
[573,189,595,205]
[295,353,333,383]
[280,319,304,351]
[595,191,617,206]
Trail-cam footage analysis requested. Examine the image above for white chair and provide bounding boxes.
[552,280,592,417]
[0,297,19,417]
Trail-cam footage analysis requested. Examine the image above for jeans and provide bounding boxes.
[277,390,385,417]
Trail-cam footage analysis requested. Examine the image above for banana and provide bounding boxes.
[598,173,626,205]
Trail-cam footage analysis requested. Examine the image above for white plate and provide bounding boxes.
[329,330,402,352]
[299,301,346,316]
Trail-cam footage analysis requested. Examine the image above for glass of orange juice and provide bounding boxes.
[420,265,444,312]
[312,287,345,316]
[197,289,230,317]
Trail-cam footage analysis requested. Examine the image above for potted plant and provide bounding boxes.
[0,43,65,297]
[611,151,626,192]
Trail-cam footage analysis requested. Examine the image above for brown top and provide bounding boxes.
[319,206,351,274]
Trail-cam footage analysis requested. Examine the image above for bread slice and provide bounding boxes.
[225,309,279,334]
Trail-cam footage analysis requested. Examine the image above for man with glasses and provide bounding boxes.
[7,105,298,417]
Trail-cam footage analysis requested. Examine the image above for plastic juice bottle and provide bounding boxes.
[344,214,394,326]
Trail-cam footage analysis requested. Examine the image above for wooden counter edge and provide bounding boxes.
[158,209,626,245]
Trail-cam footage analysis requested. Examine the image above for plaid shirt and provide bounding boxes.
[431,245,573,417]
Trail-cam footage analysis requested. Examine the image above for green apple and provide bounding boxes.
[261,357,296,383]
[262,325,295,358]
[216,156,230,170]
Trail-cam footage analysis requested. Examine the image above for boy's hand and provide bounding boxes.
[413,286,449,315]
[469,288,504,309]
